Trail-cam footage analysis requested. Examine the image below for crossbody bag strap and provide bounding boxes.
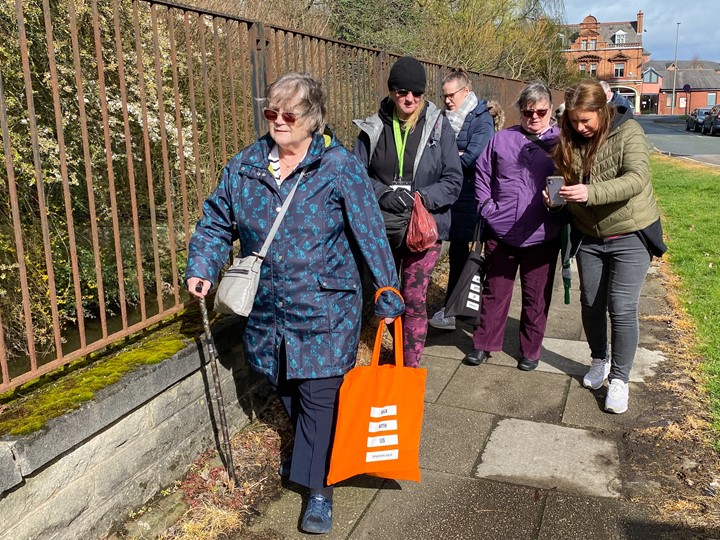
[256,165,309,259]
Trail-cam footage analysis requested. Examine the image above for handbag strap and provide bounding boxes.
[471,199,490,254]
[256,165,309,259]
[371,286,404,368]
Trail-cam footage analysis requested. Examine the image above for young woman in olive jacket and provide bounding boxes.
[550,80,664,415]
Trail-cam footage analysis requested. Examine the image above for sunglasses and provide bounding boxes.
[521,108,549,118]
[263,108,302,124]
[394,89,424,98]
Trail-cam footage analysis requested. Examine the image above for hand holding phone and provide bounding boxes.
[546,176,565,207]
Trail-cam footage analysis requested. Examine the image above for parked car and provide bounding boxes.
[686,107,711,132]
[701,105,720,135]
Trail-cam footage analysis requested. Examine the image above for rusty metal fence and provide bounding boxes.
[0,0,561,392]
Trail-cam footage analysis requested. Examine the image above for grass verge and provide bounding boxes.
[650,153,720,442]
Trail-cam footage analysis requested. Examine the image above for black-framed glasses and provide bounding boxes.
[521,108,549,118]
[443,86,468,101]
[394,89,424,98]
[263,108,302,124]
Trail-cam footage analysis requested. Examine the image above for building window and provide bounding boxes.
[643,70,658,83]
[666,94,672,107]
[581,40,587,50]
[589,64,597,77]
[615,32,626,45]
[590,39,597,50]
[579,63,586,74]
[709,93,717,106]
[614,63,625,78]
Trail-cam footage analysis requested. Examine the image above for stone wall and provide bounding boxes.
[0,318,271,540]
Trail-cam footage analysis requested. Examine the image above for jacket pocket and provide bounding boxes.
[317,275,360,334]
[317,275,359,292]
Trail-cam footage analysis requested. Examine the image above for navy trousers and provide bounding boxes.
[269,349,343,489]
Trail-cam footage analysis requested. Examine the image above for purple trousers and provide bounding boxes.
[395,243,442,367]
[471,237,560,360]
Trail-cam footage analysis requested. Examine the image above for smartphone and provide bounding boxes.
[546,176,565,206]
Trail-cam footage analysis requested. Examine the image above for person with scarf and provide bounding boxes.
[429,69,496,330]
[465,82,566,371]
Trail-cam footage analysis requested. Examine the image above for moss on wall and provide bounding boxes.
[0,310,209,437]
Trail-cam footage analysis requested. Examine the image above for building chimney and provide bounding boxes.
[637,11,643,35]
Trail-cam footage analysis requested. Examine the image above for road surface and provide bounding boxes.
[635,115,720,167]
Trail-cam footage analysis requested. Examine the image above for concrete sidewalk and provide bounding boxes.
[246,261,696,539]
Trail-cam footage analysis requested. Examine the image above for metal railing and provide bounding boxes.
[0,0,560,392]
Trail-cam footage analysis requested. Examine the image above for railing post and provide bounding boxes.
[376,50,390,104]
[248,22,270,140]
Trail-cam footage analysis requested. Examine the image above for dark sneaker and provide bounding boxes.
[278,457,291,477]
[301,494,333,534]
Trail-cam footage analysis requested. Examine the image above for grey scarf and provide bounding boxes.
[445,91,478,136]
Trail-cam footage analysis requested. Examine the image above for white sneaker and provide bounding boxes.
[605,379,629,414]
[582,357,611,390]
[428,309,456,330]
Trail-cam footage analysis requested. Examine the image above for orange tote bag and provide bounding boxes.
[327,287,427,485]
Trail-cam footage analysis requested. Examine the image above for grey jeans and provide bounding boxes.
[576,233,651,383]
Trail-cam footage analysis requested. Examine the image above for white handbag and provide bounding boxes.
[213,167,306,316]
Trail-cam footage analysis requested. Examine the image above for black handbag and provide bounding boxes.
[444,217,487,326]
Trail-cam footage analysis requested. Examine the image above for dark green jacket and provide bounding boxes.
[567,108,659,238]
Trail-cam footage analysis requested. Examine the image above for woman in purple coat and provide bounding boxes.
[464,82,566,371]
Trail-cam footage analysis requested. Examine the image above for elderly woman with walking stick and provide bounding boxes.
[185,72,403,534]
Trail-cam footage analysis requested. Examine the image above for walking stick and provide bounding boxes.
[196,287,238,486]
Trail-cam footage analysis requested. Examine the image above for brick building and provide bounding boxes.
[561,12,649,111]
[642,60,720,115]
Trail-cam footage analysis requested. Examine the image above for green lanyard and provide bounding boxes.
[392,112,411,181]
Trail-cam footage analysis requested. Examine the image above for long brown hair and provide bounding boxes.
[554,80,612,182]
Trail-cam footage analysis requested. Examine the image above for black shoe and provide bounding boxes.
[464,349,490,366]
[518,357,538,371]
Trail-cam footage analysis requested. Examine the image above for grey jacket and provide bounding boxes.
[353,100,463,240]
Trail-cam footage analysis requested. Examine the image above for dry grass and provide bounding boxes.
[157,505,241,540]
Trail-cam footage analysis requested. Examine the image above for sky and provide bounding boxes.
[562,3,719,62]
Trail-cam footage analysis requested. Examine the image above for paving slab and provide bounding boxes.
[475,418,622,498]
[486,337,591,377]
[538,490,710,540]
[419,403,494,476]
[421,354,461,403]
[562,378,658,433]
[349,470,543,540]
[437,364,568,423]
[246,475,384,539]
[527,337,665,384]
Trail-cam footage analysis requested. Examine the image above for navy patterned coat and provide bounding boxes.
[185,128,404,381]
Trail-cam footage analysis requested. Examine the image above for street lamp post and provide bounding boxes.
[670,22,680,115]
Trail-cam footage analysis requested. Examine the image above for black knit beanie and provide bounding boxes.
[387,57,426,94]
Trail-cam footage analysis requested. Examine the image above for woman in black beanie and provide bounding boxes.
[353,57,462,367]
